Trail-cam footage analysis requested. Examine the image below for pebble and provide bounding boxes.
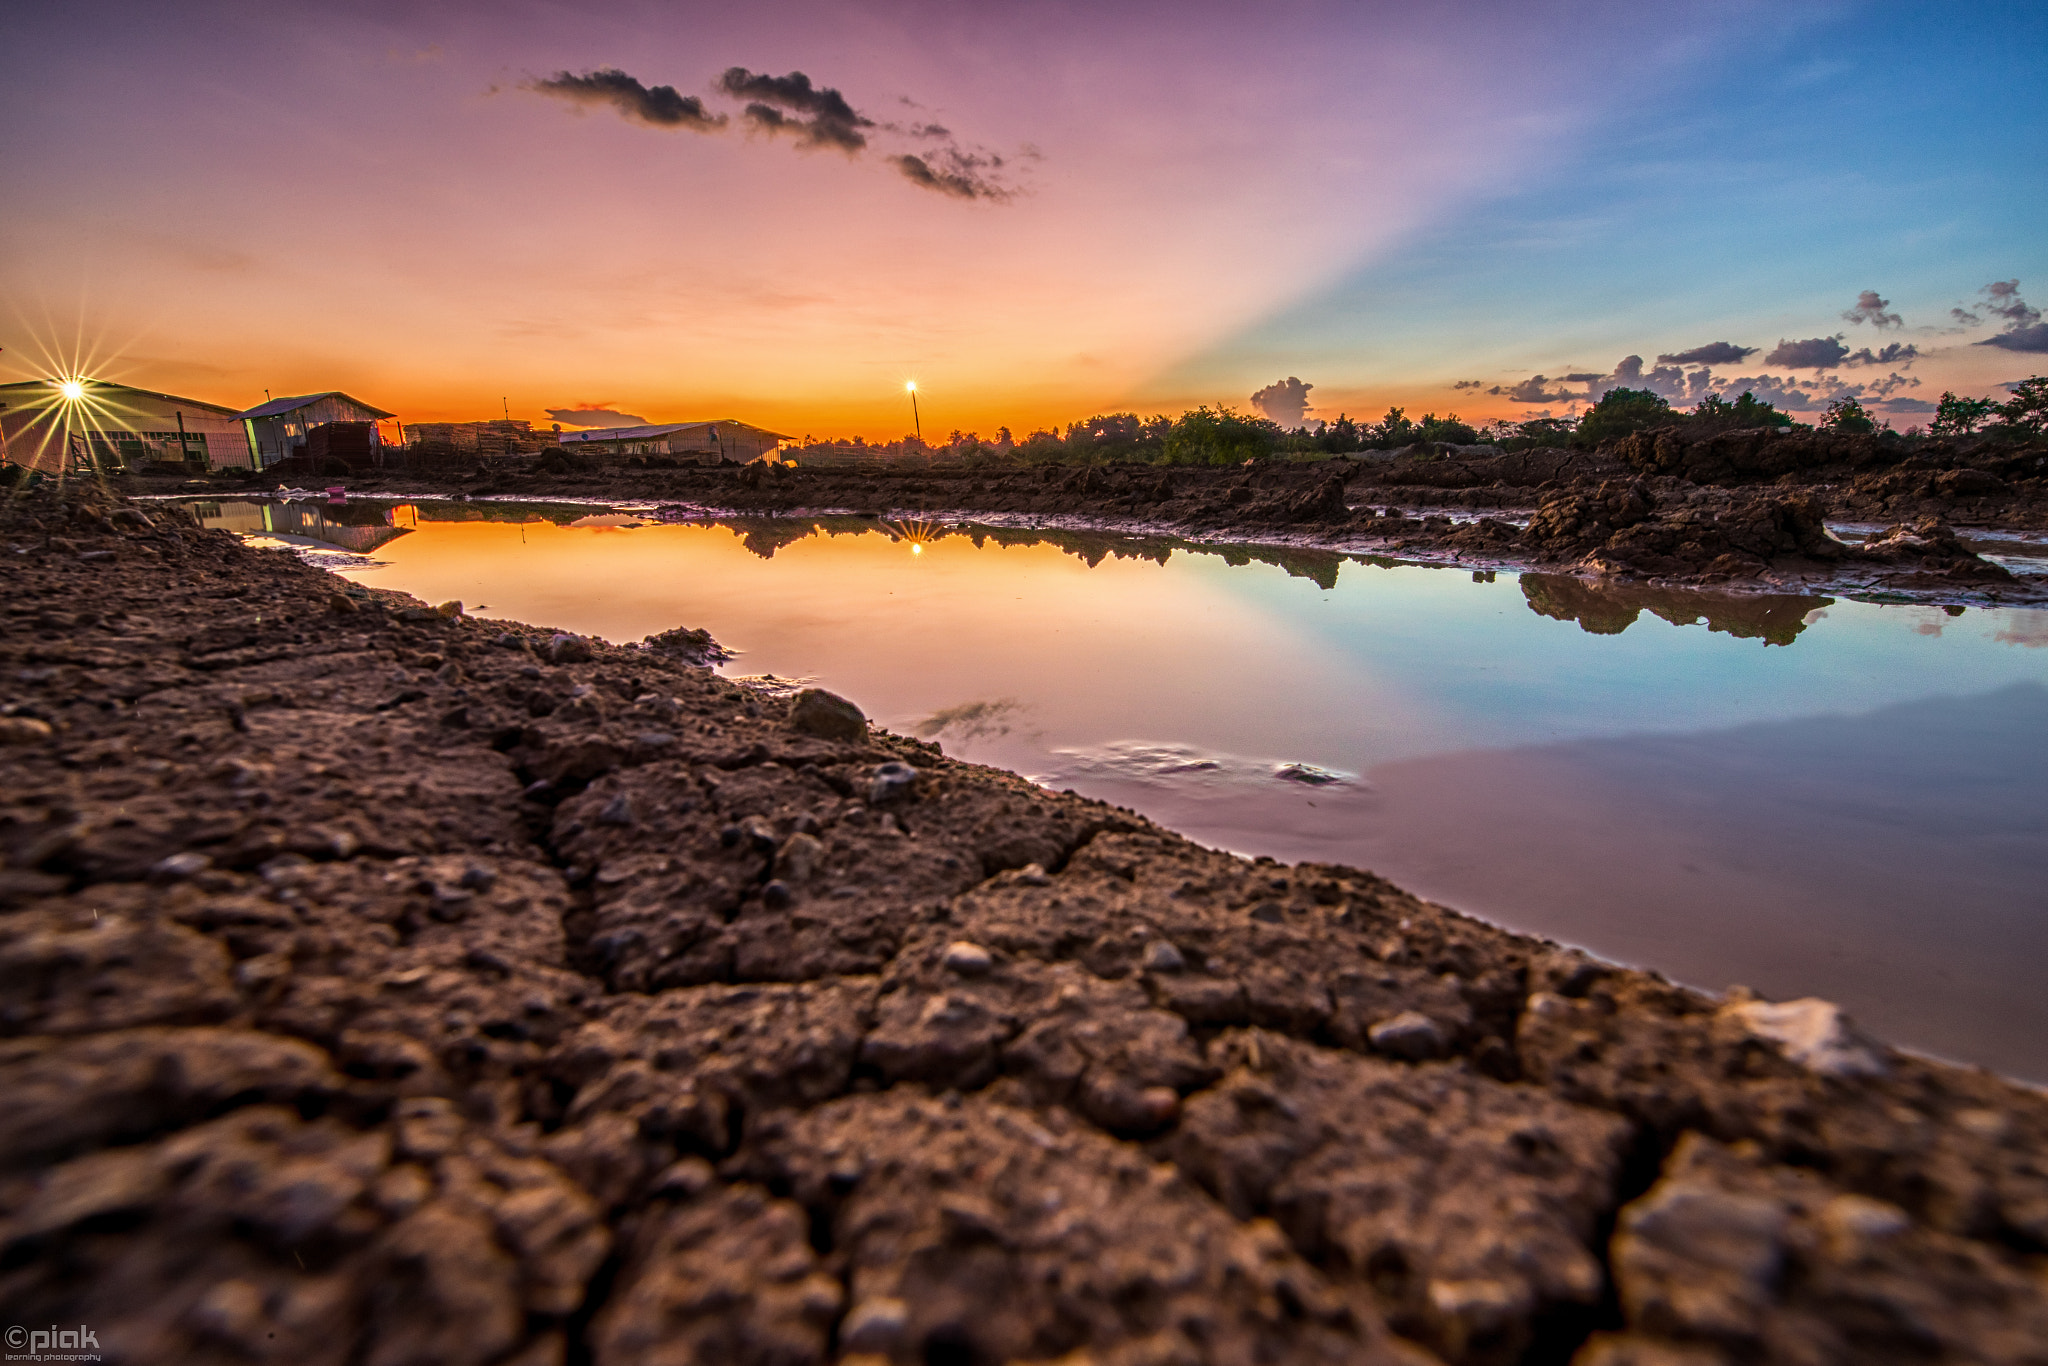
[598,794,635,826]
[942,940,994,975]
[1368,1010,1448,1061]
[1142,940,1185,972]
[1722,997,1888,1078]
[762,880,793,910]
[840,1298,909,1355]
[868,760,918,804]
[788,687,867,741]
[546,632,592,664]
[0,717,55,743]
[151,851,212,880]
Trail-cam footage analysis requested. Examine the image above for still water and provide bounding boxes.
[192,498,2048,1081]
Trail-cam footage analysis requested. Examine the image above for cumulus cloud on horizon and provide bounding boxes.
[1249,376,1314,427]
[547,406,649,428]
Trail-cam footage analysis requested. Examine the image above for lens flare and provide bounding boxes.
[58,379,85,401]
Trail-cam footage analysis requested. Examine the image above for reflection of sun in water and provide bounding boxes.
[884,517,944,557]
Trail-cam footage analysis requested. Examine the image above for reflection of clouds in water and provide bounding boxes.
[1040,740,1360,791]
[1916,621,1945,637]
[1993,613,2048,648]
[915,697,1025,741]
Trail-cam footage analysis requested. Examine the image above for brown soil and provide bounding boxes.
[4,478,2047,1366]
[156,426,2048,603]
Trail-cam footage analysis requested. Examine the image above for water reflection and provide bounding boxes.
[187,499,412,554]
[175,495,2048,1075]
[1520,574,1831,645]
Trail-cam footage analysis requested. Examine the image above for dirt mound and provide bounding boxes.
[3,479,2046,1365]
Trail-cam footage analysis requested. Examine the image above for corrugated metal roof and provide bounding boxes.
[557,419,792,443]
[237,391,397,421]
[0,379,241,416]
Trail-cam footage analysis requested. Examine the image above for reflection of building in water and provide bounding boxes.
[0,379,254,473]
[189,500,412,554]
[557,420,788,464]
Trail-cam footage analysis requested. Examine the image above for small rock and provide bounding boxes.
[788,687,867,741]
[328,592,360,614]
[598,794,635,826]
[1248,900,1285,924]
[1137,1085,1181,1127]
[840,1298,909,1355]
[1723,996,1888,1078]
[151,851,212,880]
[1143,940,1186,973]
[0,716,55,743]
[78,549,117,561]
[739,815,779,852]
[434,600,463,618]
[774,831,824,884]
[1821,1193,1911,1250]
[546,632,592,664]
[868,760,918,804]
[942,940,994,975]
[1015,862,1051,887]
[762,879,794,910]
[1367,1010,1448,1061]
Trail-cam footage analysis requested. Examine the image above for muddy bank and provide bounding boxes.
[153,428,2048,603]
[4,478,2047,1366]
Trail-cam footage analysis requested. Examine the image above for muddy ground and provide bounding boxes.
[162,425,2048,603]
[3,477,2047,1366]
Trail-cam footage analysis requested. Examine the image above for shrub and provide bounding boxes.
[1573,388,1673,447]
[1161,405,1281,464]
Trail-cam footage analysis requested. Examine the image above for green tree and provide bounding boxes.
[1415,412,1478,445]
[1996,377,2048,437]
[1693,390,1792,431]
[1515,416,1577,446]
[1366,407,1415,449]
[1820,396,1877,434]
[1573,387,1673,447]
[1162,405,1281,464]
[1319,413,1361,452]
[1931,392,1997,436]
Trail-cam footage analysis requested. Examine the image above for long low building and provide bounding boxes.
[0,379,253,473]
[556,420,789,463]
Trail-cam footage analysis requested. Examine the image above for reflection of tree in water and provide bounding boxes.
[1520,573,1830,645]
[1220,546,1343,590]
[732,518,824,560]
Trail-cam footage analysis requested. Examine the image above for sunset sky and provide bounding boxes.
[3,0,2043,437]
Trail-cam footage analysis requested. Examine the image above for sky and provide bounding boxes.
[2,0,2043,438]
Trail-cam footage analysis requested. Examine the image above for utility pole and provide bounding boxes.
[906,382,921,443]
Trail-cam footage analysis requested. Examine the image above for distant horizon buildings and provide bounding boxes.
[556,420,789,464]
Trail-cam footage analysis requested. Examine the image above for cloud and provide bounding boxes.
[1966,280,2048,351]
[1875,397,1938,414]
[1490,375,1581,404]
[1855,370,1921,398]
[1712,375,1818,409]
[720,68,872,151]
[1249,377,1314,426]
[528,68,727,131]
[1655,342,1757,366]
[1842,342,1920,366]
[1982,323,2048,353]
[1841,290,1902,329]
[547,407,647,427]
[1951,306,1982,326]
[1765,335,1851,369]
[893,148,1011,200]
[1450,379,1483,390]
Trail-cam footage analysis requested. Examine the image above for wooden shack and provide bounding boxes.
[238,392,396,469]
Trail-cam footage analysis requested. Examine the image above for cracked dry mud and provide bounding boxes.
[3,480,2046,1366]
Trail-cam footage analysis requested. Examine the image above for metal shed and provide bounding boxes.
[0,379,254,474]
[555,420,790,464]
[238,392,397,468]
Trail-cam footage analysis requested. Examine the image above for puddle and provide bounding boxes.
[183,497,2048,1079]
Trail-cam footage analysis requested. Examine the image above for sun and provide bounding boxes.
[57,378,85,401]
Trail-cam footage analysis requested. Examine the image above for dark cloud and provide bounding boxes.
[547,407,647,428]
[720,68,872,151]
[1764,335,1851,369]
[1875,397,1938,414]
[1711,375,1818,410]
[1450,379,1483,390]
[892,148,1012,200]
[1490,376,1581,404]
[528,69,727,131]
[1857,371,1921,398]
[909,122,951,139]
[1655,342,1757,366]
[1951,306,1982,326]
[1248,377,1314,426]
[1981,279,2039,324]
[1971,281,2047,351]
[1981,323,2048,353]
[1841,290,1902,329]
[1843,342,1920,366]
